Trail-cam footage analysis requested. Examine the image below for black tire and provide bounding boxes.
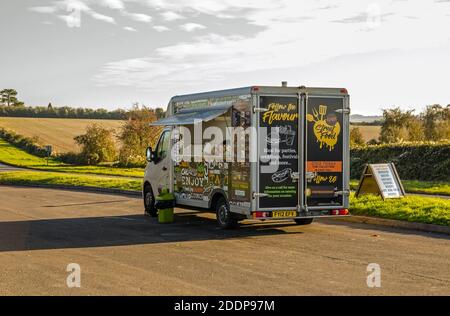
[294,218,314,225]
[144,184,158,217]
[215,197,237,229]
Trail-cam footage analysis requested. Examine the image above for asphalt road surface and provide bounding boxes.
[0,163,21,172]
[0,185,449,295]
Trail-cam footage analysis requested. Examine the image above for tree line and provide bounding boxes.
[0,89,165,120]
[351,104,450,147]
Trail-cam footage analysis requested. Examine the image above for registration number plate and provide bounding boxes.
[272,210,297,218]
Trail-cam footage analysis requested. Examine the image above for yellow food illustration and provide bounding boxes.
[306,105,341,151]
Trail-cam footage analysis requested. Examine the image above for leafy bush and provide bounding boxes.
[422,104,450,141]
[351,141,450,181]
[74,124,117,165]
[350,127,365,147]
[117,105,162,167]
[57,151,85,164]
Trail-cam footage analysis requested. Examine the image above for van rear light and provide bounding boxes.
[252,86,260,91]
[340,88,348,94]
[331,209,349,216]
[253,211,268,218]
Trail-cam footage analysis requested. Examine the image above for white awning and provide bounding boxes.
[151,104,232,126]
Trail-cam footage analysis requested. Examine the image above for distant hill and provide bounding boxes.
[350,114,383,123]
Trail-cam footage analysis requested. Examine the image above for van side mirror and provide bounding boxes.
[146,147,154,162]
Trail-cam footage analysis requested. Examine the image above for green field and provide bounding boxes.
[0,171,141,191]
[350,193,450,226]
[0,138,143,177]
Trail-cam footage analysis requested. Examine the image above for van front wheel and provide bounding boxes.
[144,184,158,217]
[215,197,237,229]
[294,218,314,225]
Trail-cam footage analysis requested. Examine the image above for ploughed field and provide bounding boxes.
[350,125,381,142]
[0,117,124,153]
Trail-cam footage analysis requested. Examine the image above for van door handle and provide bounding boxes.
[162,166,167,171]
[334,190,350,196]
[335,108,350,114]
[253,192,269,198]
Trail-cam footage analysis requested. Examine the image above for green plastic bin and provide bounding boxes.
[155,188,175,224]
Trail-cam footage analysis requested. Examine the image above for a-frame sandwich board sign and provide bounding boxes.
[355,163,405,200]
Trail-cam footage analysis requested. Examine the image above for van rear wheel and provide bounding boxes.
[144,184,158,217]
[294,218,314,225]
[215,197,237,229]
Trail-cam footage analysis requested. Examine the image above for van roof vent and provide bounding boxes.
[281,81,288,87]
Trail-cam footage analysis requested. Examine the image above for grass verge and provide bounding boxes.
[1,170,448,227]
[0,171,141,191]
[0,139,143,178]
[349,193,450,226]
[350,179,450,196]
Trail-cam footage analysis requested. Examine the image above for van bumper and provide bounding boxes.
[249,209,350,220]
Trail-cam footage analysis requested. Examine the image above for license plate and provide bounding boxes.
[272,210,297,218]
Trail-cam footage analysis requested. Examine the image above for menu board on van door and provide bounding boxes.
[305,97,344,206]
[259,96,299,209]
[356,163,405,199]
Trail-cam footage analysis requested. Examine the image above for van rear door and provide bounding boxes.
[304,94,349,209]
[257,95,299,213]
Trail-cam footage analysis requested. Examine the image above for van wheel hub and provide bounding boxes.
[218,205,229,224]
[145,192,153,207]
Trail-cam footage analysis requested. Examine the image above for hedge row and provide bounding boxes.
[0,128,49,157]
[350,142,450,181]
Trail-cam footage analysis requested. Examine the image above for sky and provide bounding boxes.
[1,0,450,115]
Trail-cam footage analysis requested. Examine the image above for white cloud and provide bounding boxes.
[89,11,116,24]
[180,23,206,32]
[144,0,276,17]
[123,12,152,23]
[57,14,81,27]
[29,0,152,26]
[94,0,450,91]
[160,11,185,21]
[59,0,90,12]
[153,25,170,32]
[29,6,58,14]
[99,0,125,10]
[124,26,138,32]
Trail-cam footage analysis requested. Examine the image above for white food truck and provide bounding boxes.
[143,84,350,228]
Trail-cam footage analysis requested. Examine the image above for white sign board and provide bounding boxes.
[370,164,404,198]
